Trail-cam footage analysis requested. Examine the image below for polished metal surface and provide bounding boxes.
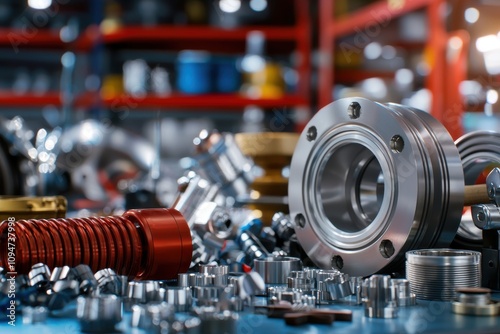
[390,279,415,307]
[28,263,51,287]
[406,249,481,301]
[193,130,254,199]
[455,131,500,248]
[472,167,500,230]
[452,288,500,316]
[163,286,193,312]
[192,202,234,240]
[254,256,302,285]
[289,98,464,276]
[363,275,398,318]
[76,295,122,333]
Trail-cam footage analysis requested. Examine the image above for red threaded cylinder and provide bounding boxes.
[0,208,192,280]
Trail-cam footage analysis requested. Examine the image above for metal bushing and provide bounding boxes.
[363,275,398,318]
[126,281,161,305]
[77,295,122,333]
[173,174,220,225]
[289,98,464,276]
[452,287,500,316]
[162,287,192,312]
[254,256,302,285]
[390,279,416,306]
[406,249,481,301]
[454,131,500,249]
[28,263,51,287]
[193,130,254,199]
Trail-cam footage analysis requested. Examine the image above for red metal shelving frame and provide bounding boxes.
[318,0,463,137]
[0,0,311,129]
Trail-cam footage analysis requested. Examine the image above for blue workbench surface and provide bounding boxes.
[1,299,499,334]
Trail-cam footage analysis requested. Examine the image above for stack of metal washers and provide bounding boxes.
[405,249,481,301]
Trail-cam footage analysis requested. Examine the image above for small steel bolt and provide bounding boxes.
[306,126,317,142]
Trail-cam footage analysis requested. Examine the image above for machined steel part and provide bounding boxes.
[363,275,398,318]
[268,286,303,305]
[289,98,464,276]
[77,295,123,333]
[406,249,481,301]
[0,208,192,279]
[451,287,500,316]
[161,286,192,312]
[22,306,48,324]
[193,130,254,199]
[390,278,416,306]
[455,131,500,248]
[254,256,302,285]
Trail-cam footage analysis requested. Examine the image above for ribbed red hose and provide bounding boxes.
[0,208,192,280]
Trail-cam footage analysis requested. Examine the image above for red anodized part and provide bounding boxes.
[0,208,192,280]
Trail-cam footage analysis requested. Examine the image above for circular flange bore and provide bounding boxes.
[289,98,464,276]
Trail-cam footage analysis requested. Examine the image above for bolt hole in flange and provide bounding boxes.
[295,213,306,228]
[306,126,317,142]
[289,98,464,276]
[331,255,344,270]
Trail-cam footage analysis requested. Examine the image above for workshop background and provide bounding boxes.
[1,0,500,333]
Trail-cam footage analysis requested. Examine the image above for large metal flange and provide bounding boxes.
[289,98,464,276]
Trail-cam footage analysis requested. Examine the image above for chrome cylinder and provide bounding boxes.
[289,98,464,276]
[253,256,302,285]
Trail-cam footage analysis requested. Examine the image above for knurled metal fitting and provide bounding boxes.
[390,279,416,307]
[363,275,398,318]
[95,268,122,296]
[50,266,73,283]
[28,263,51,288]
[271,212,295,244]
[77,295,123,333]
[126,281,161,306]
[452,287,500,316]
[72,264,97,295]
[192,202,234,240]
[161,286,193,312]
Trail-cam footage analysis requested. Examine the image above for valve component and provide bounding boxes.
[451,287,500,316]
[254,256,302,285]
[362,275,398,318]
[289,98,464,276]
[0,208,192,280]
[406,249,481,301]
[454,131,500,249]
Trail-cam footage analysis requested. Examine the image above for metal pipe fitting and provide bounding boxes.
[289,98,464,276]
[390,278,416,306]
[192,202,234,240]
[406,249,481,301]
[363,275,398,318]
[0,208,192,280]
[193,130,254,199]
[77,295,122,333]
[254,256,302,285]
[454,131,500,248]
[452,287,500,316]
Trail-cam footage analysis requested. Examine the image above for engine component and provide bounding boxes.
[362,275,398,318]
[406,249,481,301]
[162,287,193,312]
[193,130,254,199]
[271,212,295,247]
[454,131,500,249]
[289,98,464,276]
[472,167,500,289]
[173,173,220,225]
[77,295,123,333]
[191,202,234,240]
[451,287,500,316]
[390,279,416,307]
[0,208,192,279]
[254,256,302,285]
[0,196,66,221]
[235,132,299,222]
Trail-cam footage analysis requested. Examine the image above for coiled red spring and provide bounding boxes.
[0,208,192,280]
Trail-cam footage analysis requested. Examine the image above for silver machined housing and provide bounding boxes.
[454,131,500,248]
[289,98,464,276]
